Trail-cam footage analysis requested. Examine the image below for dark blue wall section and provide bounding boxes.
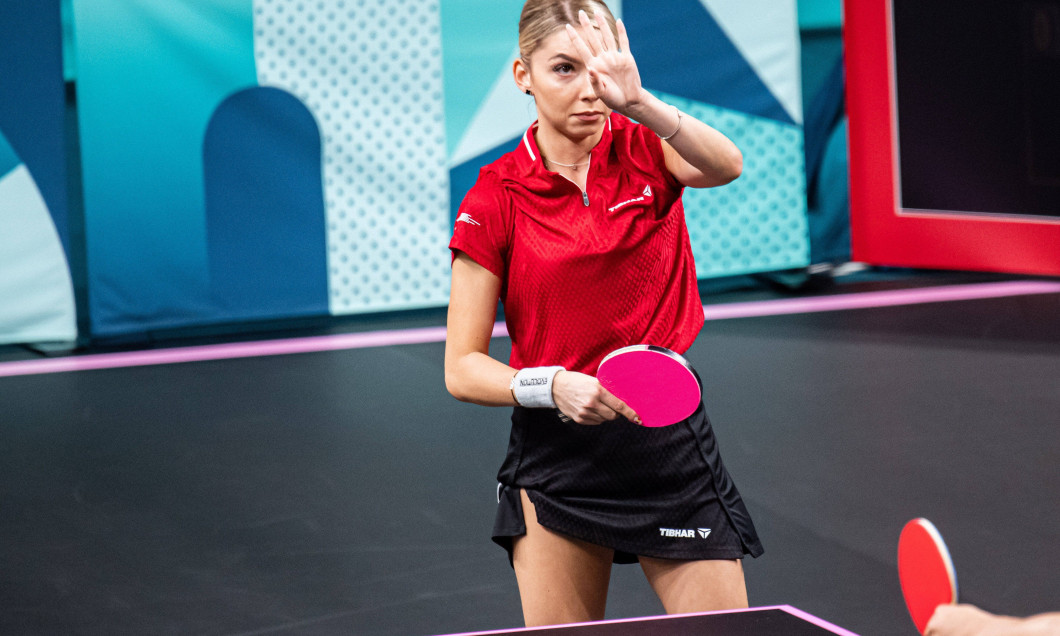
[203,87,329,322]
[449,135,520,227]
[0,0,69,248]
[625,0,794,125]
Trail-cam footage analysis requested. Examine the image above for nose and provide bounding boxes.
[579,70,598,101]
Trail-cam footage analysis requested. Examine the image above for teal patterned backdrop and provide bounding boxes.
[2,0,807,339]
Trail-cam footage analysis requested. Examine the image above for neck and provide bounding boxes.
[533,122,603,167]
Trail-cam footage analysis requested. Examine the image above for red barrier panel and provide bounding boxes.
[844,0,1060,276]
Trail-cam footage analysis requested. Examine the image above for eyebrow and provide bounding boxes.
[548,53,580,63]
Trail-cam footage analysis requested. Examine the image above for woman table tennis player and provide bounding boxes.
[445,0,763,626]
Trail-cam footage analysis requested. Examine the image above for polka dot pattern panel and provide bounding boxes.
[254,0,451,315]
[655,92,809,278]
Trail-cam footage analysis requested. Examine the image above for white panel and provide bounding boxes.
[254,0,451,314]
[0,166,77,344]
[701,0,803,124]
[449,46,536,168]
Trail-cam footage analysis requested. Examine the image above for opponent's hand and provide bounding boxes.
[565,9,646,117]
[552,370,640,425]
[924,604,1019,636]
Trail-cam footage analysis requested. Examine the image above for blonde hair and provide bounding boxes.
[518,0,618,64]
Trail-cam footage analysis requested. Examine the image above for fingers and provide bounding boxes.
[559,381,640,428]
[600,391,641,425]
[595,9,618,53]
[559,397,618,425]
[616,18,630,54]
[564,22,594,64]
[553,372,641,426]
[567,9,615,59]
[578,10,603,54]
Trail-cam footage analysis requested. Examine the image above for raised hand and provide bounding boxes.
[564,9,646,117]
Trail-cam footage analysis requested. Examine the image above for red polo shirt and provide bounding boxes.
[450,114,704,375]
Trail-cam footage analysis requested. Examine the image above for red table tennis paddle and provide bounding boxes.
[898,518,958,634]
[596,345,701,427]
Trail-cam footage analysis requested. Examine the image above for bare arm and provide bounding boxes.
[444,252,516,406]
[445,252,639,424]
[631,93,743,188]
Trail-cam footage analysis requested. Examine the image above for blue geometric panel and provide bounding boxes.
[651,91,808,276]
[0,0,68,247]
[701,0,802,124]
[449,134,521,228]
[625,0,795,125]
[0,130,17,179]
[203,86,329,321]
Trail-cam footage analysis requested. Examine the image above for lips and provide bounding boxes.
[573,111,603,121]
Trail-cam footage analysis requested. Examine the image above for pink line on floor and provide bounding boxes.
[0,326,446,378]
[702,280,1060,320]
[1,280,1056,378]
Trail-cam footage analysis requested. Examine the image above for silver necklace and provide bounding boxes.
[546,155,591,171]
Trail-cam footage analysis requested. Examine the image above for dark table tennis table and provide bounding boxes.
[437,605,859,636]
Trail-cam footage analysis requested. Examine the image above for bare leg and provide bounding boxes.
[511,490,614,626]
[639,556,748,614]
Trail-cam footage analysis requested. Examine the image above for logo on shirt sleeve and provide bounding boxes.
[456,213,481,226]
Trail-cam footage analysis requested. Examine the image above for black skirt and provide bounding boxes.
[492,403,764,564]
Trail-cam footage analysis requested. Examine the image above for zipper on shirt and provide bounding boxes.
[551,156,591,207]
[556,173,590,207]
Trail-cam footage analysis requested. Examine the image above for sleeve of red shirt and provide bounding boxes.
[448,168,509,279]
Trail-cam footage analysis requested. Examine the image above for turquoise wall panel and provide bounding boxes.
[71,0,808,337]
[73,0,257,336]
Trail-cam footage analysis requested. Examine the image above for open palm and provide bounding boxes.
[565,9,645,116]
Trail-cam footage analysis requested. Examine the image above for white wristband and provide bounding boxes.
[510,366,565,408]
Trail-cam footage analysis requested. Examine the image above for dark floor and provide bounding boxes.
[1,270,1058,635]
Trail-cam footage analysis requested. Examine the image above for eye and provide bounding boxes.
[552,63,574,75]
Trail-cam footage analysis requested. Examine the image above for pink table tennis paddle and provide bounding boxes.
[898,518,959,634]
[596,345,701,427]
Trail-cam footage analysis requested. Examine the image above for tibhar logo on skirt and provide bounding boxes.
[659,527,712,539]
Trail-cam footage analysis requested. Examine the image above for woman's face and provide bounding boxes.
[517,27,611,142]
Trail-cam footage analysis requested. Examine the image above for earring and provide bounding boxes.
[525,89,533,96]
